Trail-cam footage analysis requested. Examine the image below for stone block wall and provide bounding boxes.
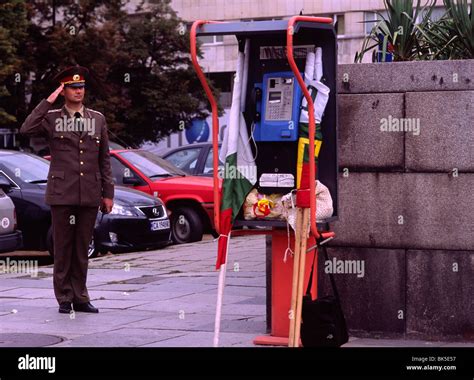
[318,60,473,340]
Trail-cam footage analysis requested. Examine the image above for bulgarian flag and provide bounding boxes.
[216,40,256,270]
[297,48,330,189]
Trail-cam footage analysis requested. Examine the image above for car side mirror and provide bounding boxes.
[122,176,141,186]
[0,176,13,191]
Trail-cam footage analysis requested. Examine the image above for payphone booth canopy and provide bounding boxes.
[190,17,338,233]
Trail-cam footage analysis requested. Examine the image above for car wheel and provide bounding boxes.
[171,207,203,244]
[46,225,99,259]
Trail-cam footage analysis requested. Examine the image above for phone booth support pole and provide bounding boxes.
[190,20,224,235]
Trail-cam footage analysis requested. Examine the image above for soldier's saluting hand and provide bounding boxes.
[46,83,64,104]
[21,65,115,314]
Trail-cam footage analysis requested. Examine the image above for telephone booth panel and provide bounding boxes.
[192,18,338,344]
[197,20,338,226]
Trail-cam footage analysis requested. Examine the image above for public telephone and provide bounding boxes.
[253,72,303,142]
[190,18,339,349]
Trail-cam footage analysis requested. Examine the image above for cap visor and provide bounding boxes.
[65,83,85,88]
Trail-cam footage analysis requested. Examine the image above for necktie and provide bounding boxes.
[74,112,83,134]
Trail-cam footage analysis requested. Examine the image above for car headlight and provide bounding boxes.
[110,204,135,216]
[160,204,170,217]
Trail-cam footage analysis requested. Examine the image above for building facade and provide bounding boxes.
[143,0,452,151]
[152,0,387,151]
[171,0,389,69]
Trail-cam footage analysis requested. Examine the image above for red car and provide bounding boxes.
[44,149,218,244]
[109,149,218,244]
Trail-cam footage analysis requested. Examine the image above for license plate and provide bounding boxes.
[150,219,170,231]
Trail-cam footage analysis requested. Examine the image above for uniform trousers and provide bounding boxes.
[51,205,98,304]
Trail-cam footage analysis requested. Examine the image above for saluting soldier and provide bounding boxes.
[20,65,114,314]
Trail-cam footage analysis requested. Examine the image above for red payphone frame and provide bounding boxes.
[190,16,337,345]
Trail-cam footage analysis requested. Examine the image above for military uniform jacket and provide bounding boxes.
[20,99,115,207]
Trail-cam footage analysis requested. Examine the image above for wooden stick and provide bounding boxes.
[294,207,310,347]
[288,207,304,347]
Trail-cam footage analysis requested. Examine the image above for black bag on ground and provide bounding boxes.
[300,245,349,347]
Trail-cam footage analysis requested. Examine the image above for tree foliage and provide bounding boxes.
[2,0,216,146]
[0,0,28,125]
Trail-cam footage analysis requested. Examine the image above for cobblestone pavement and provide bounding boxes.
[0,236,471,347]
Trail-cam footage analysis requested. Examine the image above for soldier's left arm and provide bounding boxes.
[99,116,115,200]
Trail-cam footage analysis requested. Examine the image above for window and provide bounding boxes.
[0,153,49,184]
[365,7,446,33]
[335,14,345,35]
[111,156,142,185]
[209,72,233,108]
[241,17,283,22]
[209,72,232,92]
[364,11,388,35]
[203,148,224,175]
[419,7,447,23]
[119,150,186,179]
[198,35,224,45]
[165,147,202,174]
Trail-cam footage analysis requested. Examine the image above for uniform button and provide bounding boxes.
[60,135,64,139]
[80,161,84,165]
[79,140,83,143]
[80,150,83,154]
[80,172,84,176]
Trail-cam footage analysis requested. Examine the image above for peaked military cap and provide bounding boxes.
[53,65,89,88]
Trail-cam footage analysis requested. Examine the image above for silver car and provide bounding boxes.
[0,178,22,253]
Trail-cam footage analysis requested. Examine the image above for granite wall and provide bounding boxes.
[318,60,474,340]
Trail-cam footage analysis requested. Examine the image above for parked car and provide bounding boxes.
[161,142,223,177]
[0,150,171,258]
[108,149,219,243]
[0,185,22,253]
[51,186,171,257]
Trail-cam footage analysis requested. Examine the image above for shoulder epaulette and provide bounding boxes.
[87,109,104,117]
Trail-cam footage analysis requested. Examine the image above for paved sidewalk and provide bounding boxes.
[0,236,472,347]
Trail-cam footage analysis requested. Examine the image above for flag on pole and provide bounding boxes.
[216,40,256,270]
[297,48,330,189]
